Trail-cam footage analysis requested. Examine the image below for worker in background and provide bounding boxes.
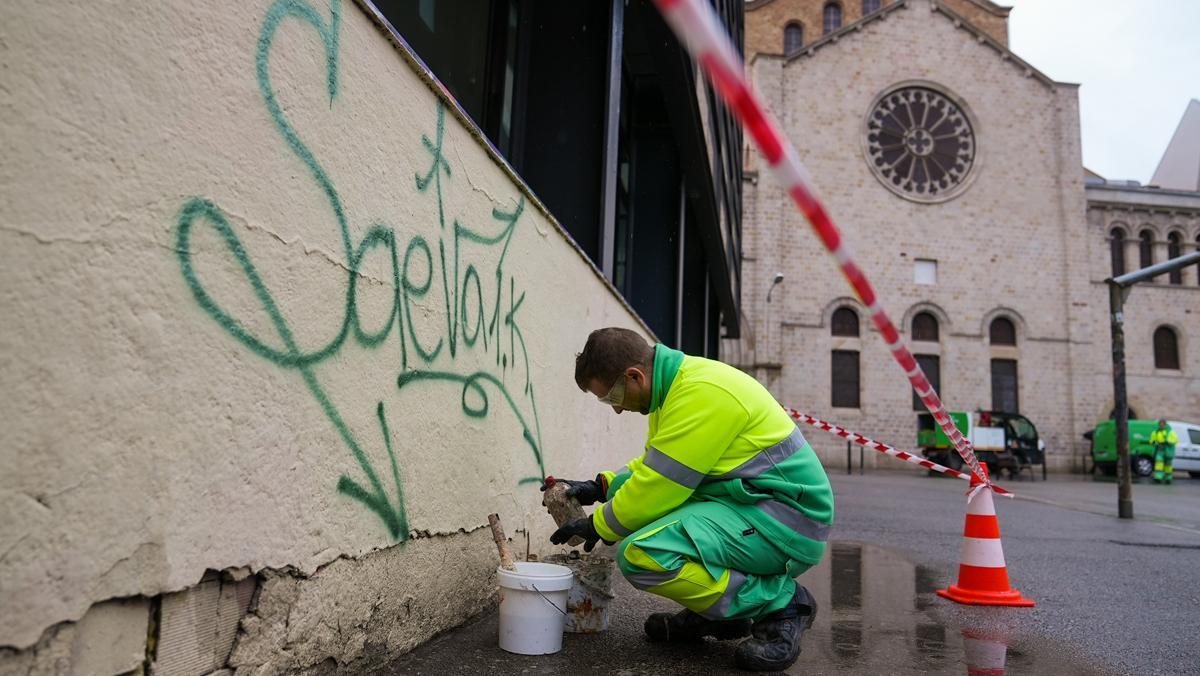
[546,327,833,672]
[1151,419,1178,484]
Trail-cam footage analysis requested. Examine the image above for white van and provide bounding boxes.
[1169,421,1200,477]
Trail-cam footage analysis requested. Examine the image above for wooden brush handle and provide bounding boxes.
[488,513,517,571]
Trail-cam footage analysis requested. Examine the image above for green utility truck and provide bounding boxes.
[1090,419,1165,477]
[918,410,1045,479]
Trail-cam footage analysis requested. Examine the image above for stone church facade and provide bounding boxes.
[733,0,1200,471]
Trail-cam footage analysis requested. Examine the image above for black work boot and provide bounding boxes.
[644,608,753,642]
[734,586,817,671]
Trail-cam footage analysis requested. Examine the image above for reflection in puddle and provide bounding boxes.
[797,542,1017,674]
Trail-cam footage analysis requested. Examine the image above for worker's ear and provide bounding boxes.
[626,366,648,387]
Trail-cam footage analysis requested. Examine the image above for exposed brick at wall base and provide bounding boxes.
[0,529,504,676]
[228,528,499,675]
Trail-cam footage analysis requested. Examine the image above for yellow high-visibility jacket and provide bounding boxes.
[1150,428,1178,446]
[592,344,834,568]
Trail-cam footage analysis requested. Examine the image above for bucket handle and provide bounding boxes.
[530,584,569,617]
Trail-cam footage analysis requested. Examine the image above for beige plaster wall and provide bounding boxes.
[0,0,647,663]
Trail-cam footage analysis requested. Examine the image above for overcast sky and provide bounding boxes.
[1006,0,1200,183]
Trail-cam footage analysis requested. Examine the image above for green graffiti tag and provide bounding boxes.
[175,0,545,538]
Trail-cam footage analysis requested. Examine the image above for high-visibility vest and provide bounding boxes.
[593,346,833,568]
[1150,429,1178,446]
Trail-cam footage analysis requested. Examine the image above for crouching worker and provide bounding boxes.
[546,327,833,672]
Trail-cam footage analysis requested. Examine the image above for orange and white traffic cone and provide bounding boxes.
[937,465,1034,607]
[961,628,1008,676]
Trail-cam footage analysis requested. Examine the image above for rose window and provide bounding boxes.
[865,86,976,202]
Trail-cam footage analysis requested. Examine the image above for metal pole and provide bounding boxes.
[1108,281,1133,519]
[846,440,852,476]
[859,443,864,475]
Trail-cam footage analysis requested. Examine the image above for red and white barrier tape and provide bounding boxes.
[788,409,1012,498]
[652,0,990,489]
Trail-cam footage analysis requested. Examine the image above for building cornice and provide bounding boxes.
[1086,185,1200,213]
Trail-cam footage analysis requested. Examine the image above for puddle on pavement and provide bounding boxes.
[385,541,1112,675]
[790,541,1109,675]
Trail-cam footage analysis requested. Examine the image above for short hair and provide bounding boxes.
[574,327,654,390]
[1159,418,1167,424]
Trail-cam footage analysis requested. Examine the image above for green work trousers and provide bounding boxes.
[615,499,810,621]
[1153,444,1175,483]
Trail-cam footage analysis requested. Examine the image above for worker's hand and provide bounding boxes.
[541,476,606,506]
[549,516,604,552]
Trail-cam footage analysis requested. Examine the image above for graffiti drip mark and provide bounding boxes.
[174,0,546,538]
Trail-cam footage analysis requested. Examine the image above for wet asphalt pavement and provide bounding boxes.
[384,471,1200,675]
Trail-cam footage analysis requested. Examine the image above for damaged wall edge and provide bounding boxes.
[0,529,503,676]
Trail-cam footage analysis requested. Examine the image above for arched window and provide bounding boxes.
[1139,229,1154,269]
[862,0,882,13]
[831,307,859,336]
[823,2,843,35]
[912,311,939,342]
[784,22,804,53]
[1168,231,1183,284]
[990,317,1016,345]
[1154,326,1180,370]
[1109,227,1126,277]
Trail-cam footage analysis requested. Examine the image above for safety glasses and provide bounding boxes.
[597,374,626,407]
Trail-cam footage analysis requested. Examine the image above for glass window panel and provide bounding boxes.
[1154,327,1180,370]
[831,307,860,336]
[784,23,803,53]
[991,359,1019,413]
[912,312,939,342]
[1168,232,1182,284]
[823,3,843,34]
[832,350,860,408]
[1139,230,1153,268]
[912,354,940,411]
[989,318,1016,345]
[1109,228,1125,277]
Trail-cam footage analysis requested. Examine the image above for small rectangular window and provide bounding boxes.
[991,359,1019,413]
[832,350,860,408]
[912,354,940,411]
[914,259,937,285]
[1189,429,1200,445]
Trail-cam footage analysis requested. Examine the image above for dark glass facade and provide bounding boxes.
[374,0,745,354]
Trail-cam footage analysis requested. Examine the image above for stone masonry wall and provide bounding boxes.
[736,0,1088,470]
[0,0,648,672]
[1079,196,1200,429]
[746,0,897,59]
[745,0,1005,62]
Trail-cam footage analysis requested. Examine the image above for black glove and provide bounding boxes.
[540,475,606,506]
[550,516,604,552]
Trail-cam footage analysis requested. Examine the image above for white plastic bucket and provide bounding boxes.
[497,562,574,655]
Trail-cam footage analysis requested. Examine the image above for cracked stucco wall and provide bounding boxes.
[0,0,647,670]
